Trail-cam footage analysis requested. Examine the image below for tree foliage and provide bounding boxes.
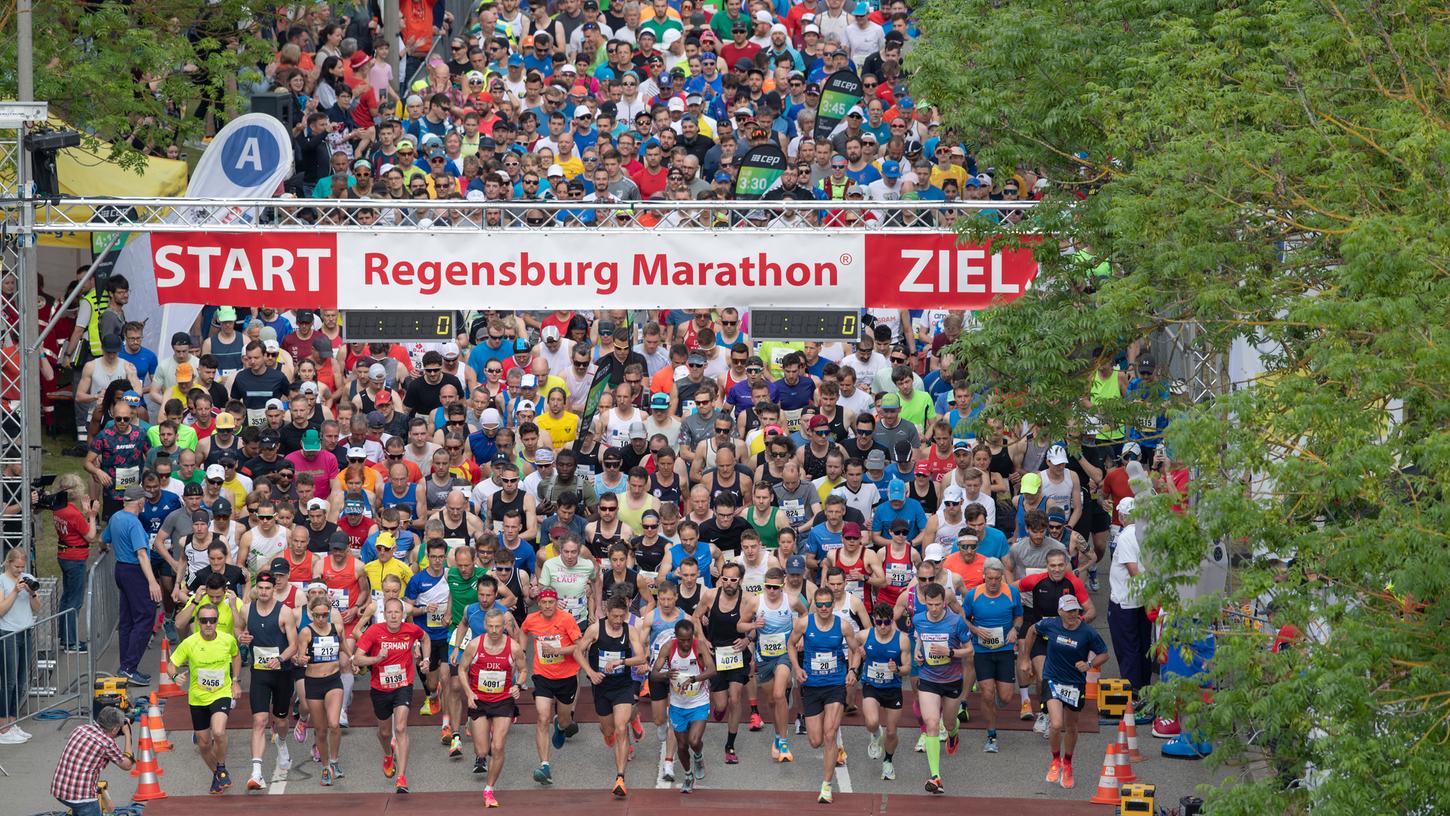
[912,0,1450,812]
[0,0,270,170]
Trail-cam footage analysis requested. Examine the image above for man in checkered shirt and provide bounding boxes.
[50,706,135,816]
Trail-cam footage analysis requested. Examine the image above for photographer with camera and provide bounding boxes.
[47,473,99,653]
[51,705,136,816]
[1,546,43,743]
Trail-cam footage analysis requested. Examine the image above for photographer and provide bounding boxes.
[50,705,136,816]
[49,474,100,653]
[1,547,43,743]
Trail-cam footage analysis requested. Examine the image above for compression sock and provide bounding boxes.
[1020,686,1030,702]
[947,716,960,738]
[725,731,737,751]
[341,670,355,709]
[925,735,941,776]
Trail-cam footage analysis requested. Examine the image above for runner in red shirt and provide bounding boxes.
[353,597,428,793]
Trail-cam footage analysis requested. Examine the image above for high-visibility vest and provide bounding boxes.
[82,287,109,358]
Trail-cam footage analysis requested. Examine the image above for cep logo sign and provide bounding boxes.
[864,234,1039,310]
[152,233,339,310]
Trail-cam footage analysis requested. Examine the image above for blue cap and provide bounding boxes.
[887,479,906,501]
[508,53,524,66]
[899,97,914,109]
[514,337,531,353]
[785,554,806,575]
[881,159,901,178]
[684,76,707,95]
[701,51,717,62]
[852,1,871,14]
[714,171,732,183]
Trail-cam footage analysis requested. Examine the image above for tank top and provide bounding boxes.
[601,567,641,612]
[745,505,781,550]
[591,520,628,555]
[802,444,831,481]
[244,526,289,576]
[1090,370,1126,440]
[304,623,342,666]
[204,436,243,467]
[87,357,127,401]
[861,627,904,689]
[930,508,968,551]
[182,536,212,585]
[617,494,654,535]
[803,614,847,687]
[647,607,684,666]
[734,553,770,596]
[283,548,314,584]
[489,491,524,529]
[589,619,634,680]
[707,468,744,505]
[246,601,289,672]
[381,482,418,511]
[755,594,794,663]
[424,478,460,513]
[320,555,361,633]
[667,639,709,708]
[468,636,515,703]
[440,512,473,551]
[1038,468,1076,517]
[337,515,372,557]
[755,465,783,490]
[676,582,702,616]
[909,478,939,514]
[700,438,723,471]
[831,547,871,606]
[604,409,638,448]
[877,543,915,609]
[631,536,666,576]
[648,472,683,509]
[704,589,743,647]
[208,331,245,374]
[921,446,954,479]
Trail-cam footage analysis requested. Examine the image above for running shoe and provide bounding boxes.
[449,735,463,758]
[382,753,397,778]
[604,731,617,747]
[914,733,926,752]
[867,731,882,759]
[319,766,333,787]
[818,781,833,804]
[795,714,807,735]
[661,758,675,782]
[836,746,848,766]
[956,702,970,723]
[294,718,308,743]
[1045,758,1062,783]
[724,747,739,764]
[473,756,489,774]
[612,774,628,797]
[311,742,322,763]
[420,696,437,716]
[681,771,695,794]
[748,712,764,731]
[844,703,858,716]
[1088,576,1101,592]
[395,774,410,794]
[483,789,500,808]
[276,739,292,771]
[630,713,644,741]
[1034,713,1050,736]
[533,763,553,785]
[945,732,959,755]
[216,765,232,790]
[551,719,566,749]
[209,768,225,795]
[247,771,266,791]
[1019,699,1034,720]
[692,751,707,780]
[881,759,895,780]
[441,724,454,745]
[984,736,999,753]
[1060,763,1075,789]
[339,711,349,729]
[331,760,345,779]
[563,721,580,739]
[924,775,944,794]
[1152,717,1181,738]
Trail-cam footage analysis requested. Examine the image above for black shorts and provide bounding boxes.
[917,678,964,700]
[304,672,344,701]
[972,650,1016,684]
[592,678,641,717]
[1030,634,1049,660]
[709,665,752,693]
[1047,680,1087,712]
[801,684,846,717]
[248,669,293,717]
[190,698,234,731]
[149,554,176,580]
[532,674,579,705]
[1075,498,1111,536]
[427,638,449,673]
[862,685,903,710]
[370,686,413,720]
[470,698,519,720]
[647,677,670,702]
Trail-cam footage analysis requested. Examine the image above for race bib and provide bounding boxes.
[327,588,348,611]
[597,649,625,674]
[979,626,1004,650]
[714,644,744,671]
[445,537,467,553]
[561,595,588,624]
[426,606,450,629]
[921,633,951,666]
[372,591,386,623]
[478,670,507,694]
[115,466,141,490]
[670,672,700,695]
[197,667,226,691]
[742,576,764,595]
[312,635,340,663]
[782,408,804,434]
[809,650,838,674]
[782,500,805,524]
[1050,681,1082,707]
[758,632,786,658]
[246,407,267,428]
[378,663,407,690]
[866,661,892,684]
[537,634,563,665]
[845,579,866,601]
[887,564,912,587]
[253,645,281,670]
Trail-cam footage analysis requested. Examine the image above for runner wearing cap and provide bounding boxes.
[1017,548,1094,733]
[1018,594,1109,789]
[522,586,583,784]
[353,597,429,793]
[826,521,881,608]
[789,585,860,804]
[239,570,298,790]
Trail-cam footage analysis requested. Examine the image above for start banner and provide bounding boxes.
[151,231,1038,311]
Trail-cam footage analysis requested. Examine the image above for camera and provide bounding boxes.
[31,475,69,512]
[20,572,41,593]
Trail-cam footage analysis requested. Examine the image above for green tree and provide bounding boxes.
[0,0,271,170]
[911,0,1450,812]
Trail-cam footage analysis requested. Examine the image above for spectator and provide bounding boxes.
[0,547,42,742]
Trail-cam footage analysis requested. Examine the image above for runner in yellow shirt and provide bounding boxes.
[169,609,241,793]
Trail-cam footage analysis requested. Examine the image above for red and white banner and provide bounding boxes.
[152,231,1037,311]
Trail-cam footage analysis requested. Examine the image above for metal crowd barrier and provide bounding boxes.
[0,607,86,737]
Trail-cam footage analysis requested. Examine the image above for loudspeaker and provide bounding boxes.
[251,91,298,130]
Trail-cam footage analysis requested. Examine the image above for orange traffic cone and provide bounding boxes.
[1122,699,1144,762]
[1115,722,1138,782]
[145,693,172,752]
[1085,666,1101,701]
[1088,739,1124,805]
[131,718,165,782]
[157,639,185,699]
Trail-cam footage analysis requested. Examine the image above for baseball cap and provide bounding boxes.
[368,363,387,380]
[1020,472,1042,493]
[343,497,365,515]
[366,411,385,428]
[922,543,947,563]
[375,389,393,405]
[100,334,122,353]
[881,159,901,178]
[1116,497,1136,518]
[668,96,685,112]
[650,393,671,411]
[516,399,537,414]
[299,381,318,396]
[347,445,368,460]
[1121,441,1143,460]
[306,497,329,512]
[214,412,236,430]
[952,438,972,452]
[269,557,290,576]
[1058,595,1083,613]
[941,484,966,503]
[628,421,648,440]
[480,408,502,428]
[887,479,906,501]
[879,393,902,410]
[215,306,237,322]
[547,163,565,178]
[520,374,539,389]
[842,522,861,539]
[190,509,211,524]
[808,414,829,430]
[785,554,806,575]
[263,339,280,353]
[302,429,321,451]
[541,325,561,341]
[205,464,226,480]
[865,449,887,470]
[211,498,232,516]
[122,485,145,502]
[183,482,203,497]
[328,531,350,550]
[171,331,192,347]
[259,433,280,448]
[1046,445,1069,465]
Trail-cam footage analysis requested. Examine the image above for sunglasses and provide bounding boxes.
[641,523,659,530]
[764,583,783,590]
[814,601,832,608]
[256,513,276,520]
[198,617,219,624]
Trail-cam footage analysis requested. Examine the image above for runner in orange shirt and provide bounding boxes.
[941,533,987,591]
[521,588,582,785]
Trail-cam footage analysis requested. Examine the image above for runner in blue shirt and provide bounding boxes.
[789,586,860,805]
[1018,595,1109,791]
[962,559,1023,753]
[910,580,972,794]
[403,540,452,718]
[855,601,910,781]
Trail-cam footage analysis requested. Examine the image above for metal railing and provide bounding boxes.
[0,607,86,740]
[82,548,119,695]
[29,197,1038,234]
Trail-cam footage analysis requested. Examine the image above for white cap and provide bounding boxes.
[368,363,387,380]
[754,9,773,23]
[1046,444,1069,465]
[547,163,565,177]
[668,96,685,111]
[1121,441,1143,459]
[941,484,966,503]
[520,374,538,388]
[440,341,460,359]
[923,543,947,562]
[1116,497,1135,518]
[480,407,502,428]
[299,381,319,395]
[263,339,280,353]
[803,23,820,34]
[466,189,486,201]
[205,464,226,480]
[265,398,285,410]
[661,29,681,45]
[346,445,367,459]
[573,106,592,120]
[541,325,561,341]
[770,22,787,35]
[307,497,329,511]
[847,105,865,117]
[975,172,993,186]
[516,399,536,413]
